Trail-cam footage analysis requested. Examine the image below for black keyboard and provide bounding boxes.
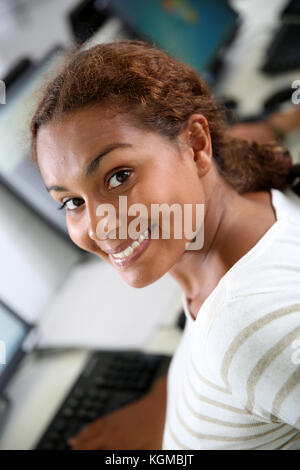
[34,350,171,450]
[262,22,300,74]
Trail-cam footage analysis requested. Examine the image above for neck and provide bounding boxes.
[169,172,276,309]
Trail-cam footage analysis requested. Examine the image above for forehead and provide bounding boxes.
[36,106,141,168]
[35,105,178,186]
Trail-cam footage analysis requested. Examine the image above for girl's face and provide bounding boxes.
[36,105,210,288]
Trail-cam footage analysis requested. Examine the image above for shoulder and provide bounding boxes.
[200,187,300,425]
[205,288,300,369]
[204,186,300,375]
[226,214,300,299]
[204,288,300,426]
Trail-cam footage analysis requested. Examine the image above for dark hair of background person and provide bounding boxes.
[30,40,300,195]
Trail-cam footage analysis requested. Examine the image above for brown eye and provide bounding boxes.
[108,170,131,189]
[62,198,84,211]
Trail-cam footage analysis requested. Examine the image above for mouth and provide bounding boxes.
[109,223,156,268]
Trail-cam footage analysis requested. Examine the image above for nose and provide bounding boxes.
[88,212,112,242]
[86,200,104,242]
[88,224,98,242]
[86,201,122,242]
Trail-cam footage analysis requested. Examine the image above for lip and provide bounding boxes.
[109,233,151,268]
[102,237,140,255]
[101,224,154,255]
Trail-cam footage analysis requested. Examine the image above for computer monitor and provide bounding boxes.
[0,47,74,241]
[108,0,239,85]
[281,0,300,18]
[0,300,34,396]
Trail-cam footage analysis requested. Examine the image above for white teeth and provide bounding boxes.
[112,228,150,259]
[138,228,149,243]
[124,246,133,256]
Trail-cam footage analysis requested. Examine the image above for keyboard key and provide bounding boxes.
[90,402,105,413]
[51,419,67,434]
[93,375,106,386]
[86,388,102,399]
[72,387,85,399]
[64,421,80,440]
[46,431,60,444]
[76,409,90,420]
[85,410,100,421]
[62,407,74,418]
[66,397,79,409]
[81,398,95,409]
[42,441,55,450]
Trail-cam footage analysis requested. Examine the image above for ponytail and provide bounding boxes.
[213,137,300,195]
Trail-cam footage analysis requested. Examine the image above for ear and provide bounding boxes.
[180,114,213,177]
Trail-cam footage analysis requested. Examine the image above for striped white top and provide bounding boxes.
[162,187,300,450]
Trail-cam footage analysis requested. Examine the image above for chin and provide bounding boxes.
[120,272,157,289]
[119,266,167,289]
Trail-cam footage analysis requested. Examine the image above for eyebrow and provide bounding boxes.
[46,142,133,192]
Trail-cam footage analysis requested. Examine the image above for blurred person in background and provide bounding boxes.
[227,107,300,145]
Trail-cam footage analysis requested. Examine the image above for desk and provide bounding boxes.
[0,295,183,450]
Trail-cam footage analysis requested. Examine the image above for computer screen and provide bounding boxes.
[109,0,239,83]
[0,48,77,239]
[0,301,31,394]
[0,49,65,177]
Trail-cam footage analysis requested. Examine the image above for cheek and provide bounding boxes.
[65,216,92,251]
[69,225,90,252]
[66,216,111,261]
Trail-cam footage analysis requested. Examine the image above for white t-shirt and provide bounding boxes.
[162,187,300,450]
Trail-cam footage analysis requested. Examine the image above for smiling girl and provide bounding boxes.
[30,41,300,450]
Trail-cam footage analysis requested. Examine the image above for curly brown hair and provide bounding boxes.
[30,40,300,195]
